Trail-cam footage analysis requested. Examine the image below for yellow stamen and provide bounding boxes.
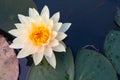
[29,23,51,46]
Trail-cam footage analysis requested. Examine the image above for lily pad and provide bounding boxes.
[104,30,120,74]
[27,48,74,80]
[75,48,117,80]
[0,0,36,31]
[0,35,19,80]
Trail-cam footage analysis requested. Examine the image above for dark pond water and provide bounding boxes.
[34,0,120,56]
[11,0,120,80]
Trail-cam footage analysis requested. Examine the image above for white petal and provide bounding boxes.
[44,46,53,57]
[45,53,56,68]
[32,52,44,65]
[52,43,66,52]
[29,8,39,18]
[26,17,35,23]
[29,8,42,25]
[52,23,62,31]
[17,48,34,58]
[8,29,20,37]
[49,39,59,47]
[59,23,71,32]
[37,45,45,53]
[51,31,57,40]
[29,8,34,16]
[9,43,24,49]
[56,32,67,41]
[47,19,53,28]
[51,12,60,23]
[59,41,66,48]
[15,23,25,29]
[34,16,42,25]
[33,8,39,15]
[13,37,25,44]
[18,14,29,24]
[41,5,50,21]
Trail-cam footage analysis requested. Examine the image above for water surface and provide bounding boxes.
[19,0,120,80]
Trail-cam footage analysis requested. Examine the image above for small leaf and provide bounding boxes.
[0,35,19,80]
[75,48,117,80]
[27,48,74,80]
[0,0,36,31]
[104,30,120,74]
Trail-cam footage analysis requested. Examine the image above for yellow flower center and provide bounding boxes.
[29,23,51,46]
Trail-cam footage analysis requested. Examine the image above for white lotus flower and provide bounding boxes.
[8,5,71,68]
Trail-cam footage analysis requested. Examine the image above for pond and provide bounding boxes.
[34,0,120,79]
[34,0,120,56]
[1,0,120,80]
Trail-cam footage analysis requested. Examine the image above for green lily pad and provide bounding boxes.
[0,0,36,31]
[0,35,19,80]
[104,30,120,74]
[27,48,74,80]
[75,48,117,80]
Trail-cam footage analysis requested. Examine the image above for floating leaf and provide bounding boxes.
[75,48,117,80]
[0,35,19,80]
[28,48,74,80]
[104,30,120,74]
[0,0,36,31]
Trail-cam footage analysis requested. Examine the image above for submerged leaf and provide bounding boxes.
[75,48,117,80]
[28,48,74,80]
[104,30,120,74]
[0,35,19,80]
[0,0,36,31]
